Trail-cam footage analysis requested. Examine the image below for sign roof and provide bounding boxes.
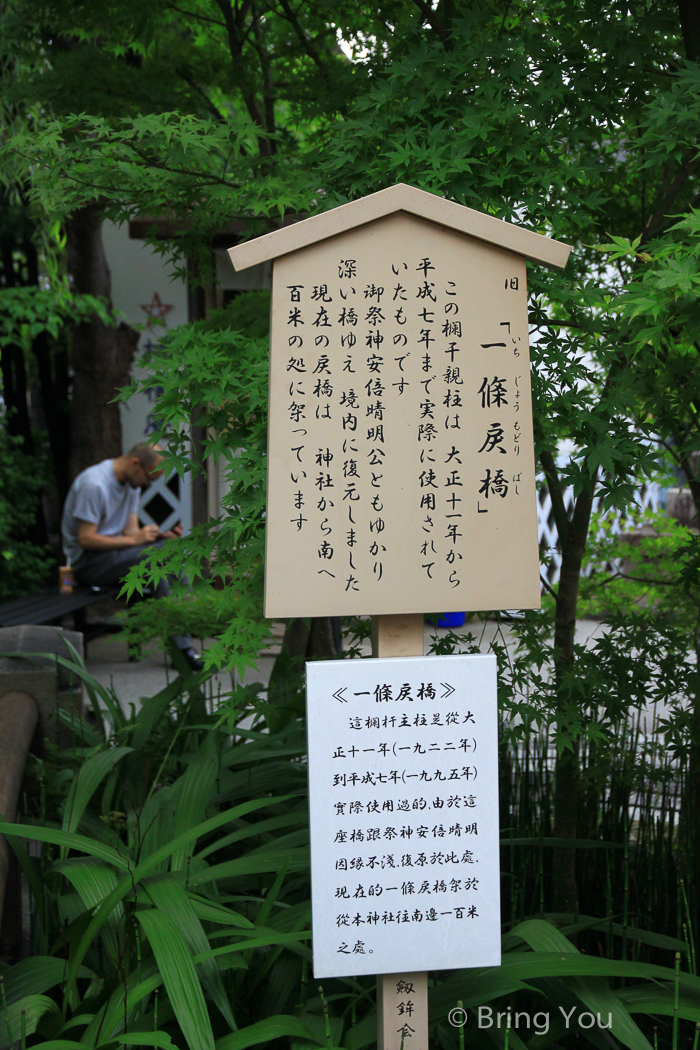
[228,183,571,273]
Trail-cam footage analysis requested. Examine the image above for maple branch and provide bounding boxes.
[639,149,699,245]
[276,0,330,79]
[411,0,449,44]
[540,449,570,542]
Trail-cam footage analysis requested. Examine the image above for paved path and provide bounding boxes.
[85,618,612,713]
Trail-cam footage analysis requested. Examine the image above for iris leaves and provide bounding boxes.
[3,649,700,1050]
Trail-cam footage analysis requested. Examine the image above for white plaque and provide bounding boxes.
[306,653,501,978]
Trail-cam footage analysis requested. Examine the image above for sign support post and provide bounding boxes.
[372,614,428,1050]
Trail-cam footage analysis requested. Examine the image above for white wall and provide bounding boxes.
[102,221,192,532]
[103,224,272,530]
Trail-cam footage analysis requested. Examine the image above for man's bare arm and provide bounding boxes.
[126,513,182,542]
[125,513,182,542]
[123,513,142,537]
[77,520,159,551]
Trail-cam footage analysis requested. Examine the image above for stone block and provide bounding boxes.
[665,488,698,528]
[0,626,85,745]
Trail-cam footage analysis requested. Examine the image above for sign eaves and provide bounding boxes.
[228,183,571,273]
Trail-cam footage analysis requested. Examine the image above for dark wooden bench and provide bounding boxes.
[0,586,120,649]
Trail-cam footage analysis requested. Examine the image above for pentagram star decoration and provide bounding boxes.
[141,292,174,327]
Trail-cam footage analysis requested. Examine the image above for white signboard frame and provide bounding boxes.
[306,653,501,979]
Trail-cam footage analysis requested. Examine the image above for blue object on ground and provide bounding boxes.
[437,612,466,628]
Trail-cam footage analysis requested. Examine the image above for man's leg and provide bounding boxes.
[74,542,167,589]
[75,544,200,664]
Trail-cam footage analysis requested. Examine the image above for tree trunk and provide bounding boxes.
[551,537,586,914]
[24,241,72,508]
[0,235,51,548]
[0,343,33,453]
[678,0,700,62]
[0,237,34,454]
[267,616,337,713]
[66,205,138,480]
[191,418,210,528]
[33,331,72,508]
[542,451,597,914]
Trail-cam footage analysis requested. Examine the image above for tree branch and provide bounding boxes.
[639,149,699,245]
[175,67,227,123]
[165,2,227,27]
[540,449,570,542]
[411,0,449,44]
[213,0,272,155]
[276,0,330,80]
[540,574,558,599]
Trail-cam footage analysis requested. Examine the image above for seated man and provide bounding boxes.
[61,441,203,672]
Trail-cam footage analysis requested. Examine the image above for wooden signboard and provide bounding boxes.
[229,185,570,619]
[229,188,569,1049]
[306,653,500,979]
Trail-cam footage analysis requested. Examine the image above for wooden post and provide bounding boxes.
[0,691,38,926]
[371,615,424,663]
[372,614,428,1050]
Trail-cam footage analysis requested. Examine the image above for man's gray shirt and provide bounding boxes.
[62,459,140,564]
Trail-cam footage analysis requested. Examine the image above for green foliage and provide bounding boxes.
[200,294,271,340]
[2,0,700,968]
[0,286,112,349]
[0,652,316,1050]
[579,510,700,626]
[428,601,698,758]
[0,425,53,600]
[0,0,412,278]
[4,651,700,1050]
[105,1,700,753]
[311,1,692,514]
[3,112,306,279]
[3,0,697,551]
[606,210,700,488]
[118,307,270,674]
[1,0,387,128]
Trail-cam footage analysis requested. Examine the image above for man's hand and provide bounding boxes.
[136,524,160,544]
[158,524,183,540]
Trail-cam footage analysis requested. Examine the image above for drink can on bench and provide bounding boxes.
[59,566,74,594]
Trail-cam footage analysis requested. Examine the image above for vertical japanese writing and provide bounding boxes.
[439,275,463,589]
[268,216,536,617]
